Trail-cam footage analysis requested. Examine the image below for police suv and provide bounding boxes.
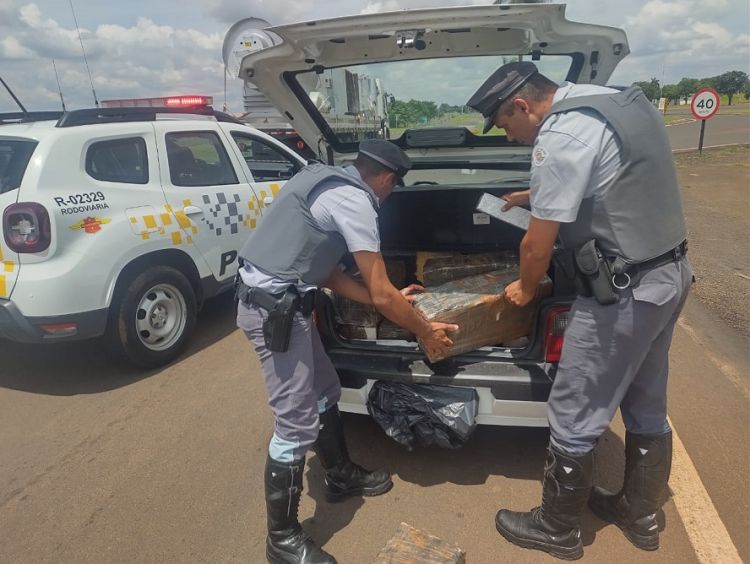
[0,99,305,367]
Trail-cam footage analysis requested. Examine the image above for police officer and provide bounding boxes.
[467,62,693,559]
[236,139,458,564]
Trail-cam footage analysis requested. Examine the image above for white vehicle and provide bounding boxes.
[225,4,629,426]
[0,100,305,367]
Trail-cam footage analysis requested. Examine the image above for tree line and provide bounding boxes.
[633,70,749,105]
[388,69,749,127]
[388,97,460,127]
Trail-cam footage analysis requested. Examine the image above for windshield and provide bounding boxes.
[0,139,38,194]
[290,55,573,144]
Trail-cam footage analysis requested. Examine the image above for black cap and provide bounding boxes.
[466,61,539,133]
[358,139,412,179]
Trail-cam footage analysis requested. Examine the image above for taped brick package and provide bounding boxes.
[326,258,405,340]
[422,251,519,287]
[333,292,380,339]
[377,318,415,341]
[413,269,552,362]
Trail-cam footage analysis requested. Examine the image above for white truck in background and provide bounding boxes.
[225,19,390,159]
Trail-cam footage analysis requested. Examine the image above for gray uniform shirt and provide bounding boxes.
[530,82,622,223]
[240,165,380,293]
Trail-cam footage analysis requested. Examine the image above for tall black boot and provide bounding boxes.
[589,431,672,551]
[495,444,594,561]
[265,455,336,564]
[312,405,392,502]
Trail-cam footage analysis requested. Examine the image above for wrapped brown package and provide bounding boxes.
[333,293,380,327]
[338,324,377,340]
[377,318,415,341]
[422,251,519,287]
[413,269,552,362]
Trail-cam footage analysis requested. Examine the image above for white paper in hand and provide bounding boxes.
[476,193,531,230]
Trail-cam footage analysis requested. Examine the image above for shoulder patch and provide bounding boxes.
[533,146,548,166]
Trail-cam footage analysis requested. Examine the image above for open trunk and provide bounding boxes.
[318,182,571,361]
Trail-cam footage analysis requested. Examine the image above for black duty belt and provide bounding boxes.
[611,240,688,290]
[235,282,316,317]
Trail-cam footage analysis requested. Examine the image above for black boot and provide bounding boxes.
[495,444,593,561]
[589,431,672,551]
[312,405,392,502]
[265,455,336,564]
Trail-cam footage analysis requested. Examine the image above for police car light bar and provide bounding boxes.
[101,95,213,108]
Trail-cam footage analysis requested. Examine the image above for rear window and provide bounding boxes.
[85,137,148,184]
[289,55,574,146]
[0,139,38,194]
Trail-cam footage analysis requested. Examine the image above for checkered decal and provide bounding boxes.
[202,192,244,236]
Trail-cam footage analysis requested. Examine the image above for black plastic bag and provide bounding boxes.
[366,381,479,450]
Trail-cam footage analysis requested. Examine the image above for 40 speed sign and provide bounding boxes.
[691,87,720,120]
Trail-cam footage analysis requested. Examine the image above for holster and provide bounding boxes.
[263,290,299,352]
[574,239,619,305]
[236,283,300,352]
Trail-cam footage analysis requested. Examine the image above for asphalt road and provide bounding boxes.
[0,288,747,563]
[0,129,748,564]
[667,114,750,151]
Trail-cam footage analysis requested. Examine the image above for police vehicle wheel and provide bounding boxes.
[107,266,197,369]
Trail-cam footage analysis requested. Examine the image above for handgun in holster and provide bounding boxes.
[574,239,619,305]
[262,289,299,352]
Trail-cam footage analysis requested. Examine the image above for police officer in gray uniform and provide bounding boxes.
[467,62,693,560]
[236,139,458,564]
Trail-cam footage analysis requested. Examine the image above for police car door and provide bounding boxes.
[223,128,303,216]
[154,122,260,285]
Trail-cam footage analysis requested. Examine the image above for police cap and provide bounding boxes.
[358,139,412,179]
[466,61,539,133]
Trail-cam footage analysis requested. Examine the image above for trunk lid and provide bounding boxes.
[223,4,629,159]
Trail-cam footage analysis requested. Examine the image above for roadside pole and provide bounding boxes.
[690,87,720,155]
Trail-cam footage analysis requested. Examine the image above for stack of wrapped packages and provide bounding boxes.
[331,259,407,340]
[327,252,550,360]
[333,293,380,340]
[412,252,552,363]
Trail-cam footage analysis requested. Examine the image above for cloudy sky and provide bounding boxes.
[1,0,748,113]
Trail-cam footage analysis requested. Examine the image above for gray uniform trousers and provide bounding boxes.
[548,257,694,455]
[237,301,342,462]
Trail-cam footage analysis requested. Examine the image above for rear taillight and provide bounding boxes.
[544,306,571,362]
[3,202,51,253]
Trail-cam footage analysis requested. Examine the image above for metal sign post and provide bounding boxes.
[690,87,720,155]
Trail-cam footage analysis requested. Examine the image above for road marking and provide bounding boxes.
[665,119,695,127]
[677,317,749,401]
[673,142,750,154]
[668,417,743,564]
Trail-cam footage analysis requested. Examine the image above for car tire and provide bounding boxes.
[106,266,197,369]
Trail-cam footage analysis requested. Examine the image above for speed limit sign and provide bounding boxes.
[690,87,720,153]
[691,87,720,120]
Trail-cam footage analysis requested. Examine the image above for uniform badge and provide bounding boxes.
[532,146,548,166]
